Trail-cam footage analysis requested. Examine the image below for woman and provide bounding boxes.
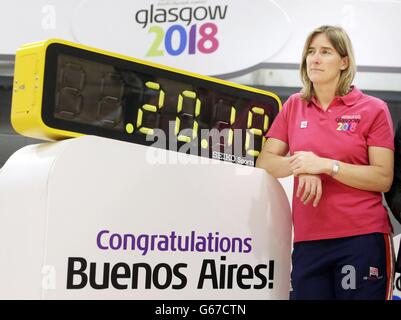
[256,25,395,299]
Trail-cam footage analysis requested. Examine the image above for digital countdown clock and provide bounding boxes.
[11,39,281,166]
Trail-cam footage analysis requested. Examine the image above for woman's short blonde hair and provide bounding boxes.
[300,25,356,101]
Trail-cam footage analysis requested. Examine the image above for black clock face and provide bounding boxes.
[42,43,280,166]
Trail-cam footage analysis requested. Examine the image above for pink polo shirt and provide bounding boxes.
[267,86,394,242]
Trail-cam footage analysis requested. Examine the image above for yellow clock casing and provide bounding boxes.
[11,39,282,165]
[12,39,83,141]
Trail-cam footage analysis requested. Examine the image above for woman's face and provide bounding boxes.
[306,33,348,87]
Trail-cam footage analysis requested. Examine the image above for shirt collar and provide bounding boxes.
[307,86,362,108]
[339,86,362,106]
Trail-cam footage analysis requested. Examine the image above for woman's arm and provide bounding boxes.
[289,146,394,192]
[255,138,291,178]
[257,138,324,206]
[256,138,323,207]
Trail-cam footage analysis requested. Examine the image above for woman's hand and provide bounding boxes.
[289,151,331,176]
[296,174,323,207]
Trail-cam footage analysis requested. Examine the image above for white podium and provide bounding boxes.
[0,136,292,299]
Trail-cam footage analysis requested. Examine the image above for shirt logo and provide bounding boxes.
[300,121,308,129]
[335,114,361,132]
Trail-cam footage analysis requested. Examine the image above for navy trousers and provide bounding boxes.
[290,233,395,300]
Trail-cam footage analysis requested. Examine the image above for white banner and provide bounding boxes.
[0,136,292,299]
[1,0,401,75]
